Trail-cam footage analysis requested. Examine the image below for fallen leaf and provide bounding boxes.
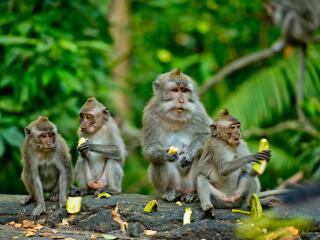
[97,192,111,199]
[52,229,58,233]
[287,226,299,236]
[22,219,34,228]
[90,234,98,239]
[34,223,44,230]
[39,232,52,237]
[111,203,128,231]
[102,234,117,240]
[25,231,36,237]
[14,223,22,228]
[51,235,65,239]
[144,229,157,236]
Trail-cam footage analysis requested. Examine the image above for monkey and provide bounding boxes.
[265,0,320,135]
[196,109,270,215]
[266,0,320,51]
[141,68,212,202]
[21,116,73,219]
[72,97,126,196]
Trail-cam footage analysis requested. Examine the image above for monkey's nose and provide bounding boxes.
[179,98,184,103]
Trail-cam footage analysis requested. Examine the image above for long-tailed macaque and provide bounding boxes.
[266,0,320,50]
[21,116,72,219]
[142,69,212,202]
[197,109,270,214]
[72,97,126,196]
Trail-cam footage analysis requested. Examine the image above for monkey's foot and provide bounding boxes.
[48,192,59,202]
[162,189,181,202]
[32,205,46,220]
[223,194,241,203]
[70,187,89,197]
[20,195,33,206]
[202,202,215,217]
[181,192,198,203]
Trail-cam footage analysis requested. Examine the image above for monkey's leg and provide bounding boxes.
[197,175,214,213]
[32,177,46,220]
[149,163,181,201]
[21,175,34,205]
[224,172,249,203]
[71,158,91,196]
[95,159,123,195]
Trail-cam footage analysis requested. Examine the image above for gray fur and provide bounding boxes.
[142,69,212,202]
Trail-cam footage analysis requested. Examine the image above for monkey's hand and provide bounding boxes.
[32,205,46,220]
[178,152,192,168]
[243,150,271,164]
[165,151,178,162]
[77,140,93,153]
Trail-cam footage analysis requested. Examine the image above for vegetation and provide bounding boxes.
[0,0,319,195]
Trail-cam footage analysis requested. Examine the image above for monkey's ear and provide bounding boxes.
[153,81,160,92]
[102,107,110,120]
[210,124,218,137]
[25,127,31,136]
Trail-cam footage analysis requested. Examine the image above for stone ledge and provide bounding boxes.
[0,194,319,239]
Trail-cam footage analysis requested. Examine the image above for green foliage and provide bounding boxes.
[0,0,319,194]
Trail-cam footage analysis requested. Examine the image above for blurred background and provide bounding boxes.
[0,0,319,195]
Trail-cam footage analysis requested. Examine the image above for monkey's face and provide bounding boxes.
[160,83,196,121]
[218,122,241,146]
[80,113,97,134]
[37,132,56,152]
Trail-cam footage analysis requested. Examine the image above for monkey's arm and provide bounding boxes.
[179,133,210,168]
[78,142,121,160]
[219,151,270,176]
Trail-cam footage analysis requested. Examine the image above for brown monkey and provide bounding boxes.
[21,116,72,219]
[72,97,126,196]
[196,109,270,214]
[142,69,212,202]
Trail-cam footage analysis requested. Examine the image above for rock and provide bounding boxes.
[0,194,319,239]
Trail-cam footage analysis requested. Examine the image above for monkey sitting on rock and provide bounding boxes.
[196,109,270,215]
[142,68,212,202]
[72,97,126,196]
[21,116,73,219]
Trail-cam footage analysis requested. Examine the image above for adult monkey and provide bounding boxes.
[142,68,212,202]
[72,97,126,196]
[21,116,72,219]
[197,109,270,215]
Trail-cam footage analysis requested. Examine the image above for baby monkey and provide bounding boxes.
[21,116,72,219]
[197,109,270,215]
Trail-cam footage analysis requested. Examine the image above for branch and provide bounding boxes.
[199,40,285,96]
[243,120,300,138]
[276,171,304,190]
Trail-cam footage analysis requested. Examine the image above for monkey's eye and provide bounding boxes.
[181,88,190,93]
[171,88,179,92]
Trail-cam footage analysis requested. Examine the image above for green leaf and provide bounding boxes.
[0,137,5,157]
[0,36,39,45]
[1,127,24,149]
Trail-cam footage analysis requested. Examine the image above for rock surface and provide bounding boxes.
[0,194,319,239]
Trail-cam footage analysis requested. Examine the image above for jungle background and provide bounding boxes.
[0,0,319,195]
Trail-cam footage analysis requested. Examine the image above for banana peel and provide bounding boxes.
[232,193,262,220]
[183,207,192,225]
[144,200,158,213]
[252,138,269,176]
[97,192,111,199]
[66,196,82,214]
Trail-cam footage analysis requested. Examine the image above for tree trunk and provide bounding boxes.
[108,0,131,119]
